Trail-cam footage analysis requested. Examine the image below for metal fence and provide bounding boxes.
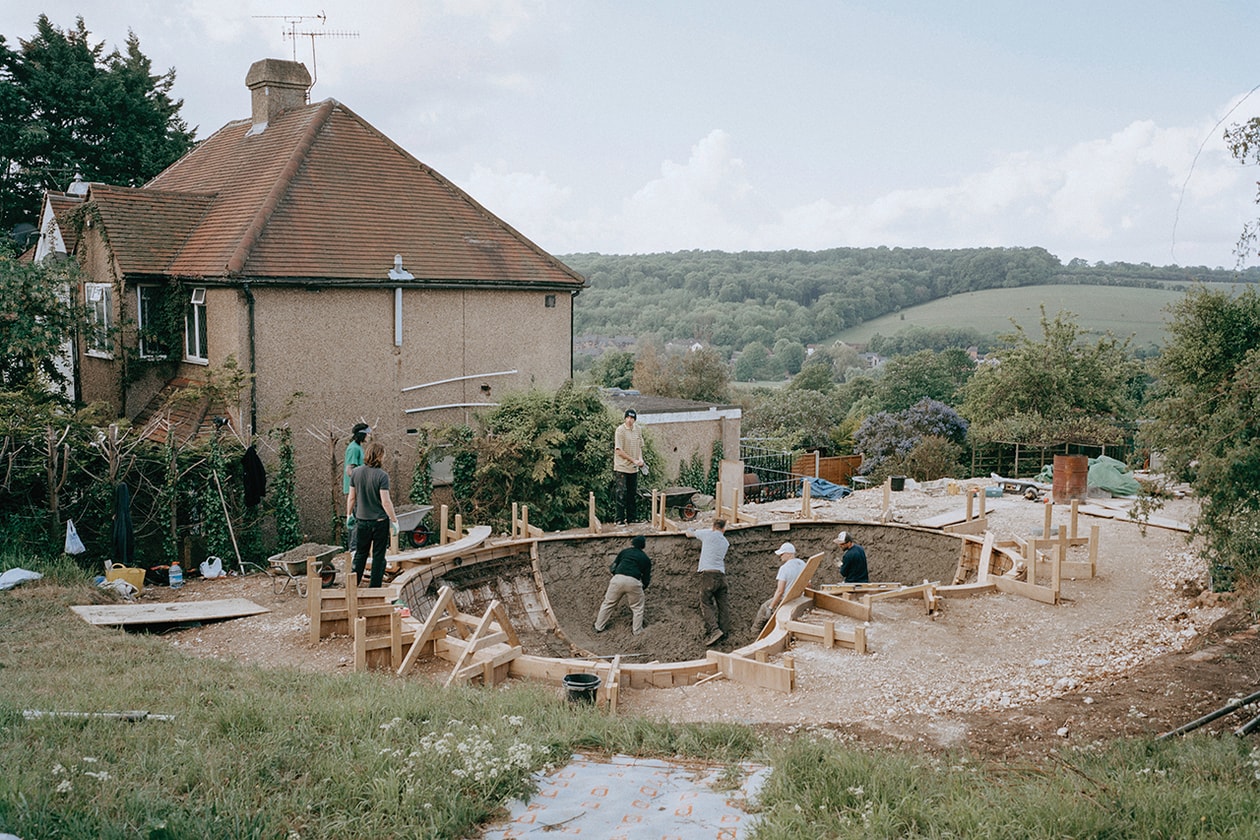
[738,440,803,503]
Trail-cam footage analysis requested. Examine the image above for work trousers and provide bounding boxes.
[616,470,639,523]
[697,570,729,636]
[353,518,390,589]
[594,574,646,634]
[752,598,776,634]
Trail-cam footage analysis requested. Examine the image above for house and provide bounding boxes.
[36,58,586,535]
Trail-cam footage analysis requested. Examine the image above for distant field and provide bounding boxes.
[833,284,1188,349]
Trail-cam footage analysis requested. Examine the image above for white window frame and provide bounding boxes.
[85,282,113,358]
[184,286,208,364]
[136,286,169,360]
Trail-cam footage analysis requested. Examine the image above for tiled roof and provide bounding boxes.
[132,377,237,446]
[86,186,214,274]
[107,99,587,288]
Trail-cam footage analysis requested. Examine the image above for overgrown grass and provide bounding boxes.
[4,552,1259,839]
[754,737,1260,838]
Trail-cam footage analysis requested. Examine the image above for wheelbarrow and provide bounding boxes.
[266,546,340,597]
[641,486,701,521]
[394,504,434,548]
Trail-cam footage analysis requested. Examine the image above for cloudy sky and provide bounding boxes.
[6,1,1260,267]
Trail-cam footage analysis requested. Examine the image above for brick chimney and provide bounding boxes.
[245,59,312,131]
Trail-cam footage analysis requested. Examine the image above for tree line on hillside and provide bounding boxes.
[563,247,1260,363]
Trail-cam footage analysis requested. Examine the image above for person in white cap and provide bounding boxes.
[752,542,807,633]
[834,531,869,583]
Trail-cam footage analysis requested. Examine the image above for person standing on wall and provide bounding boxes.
[834,531,869,583]
[593,535,652,636]
[613,409,645,524]
[687,518,730,646]
[752,542,807,633]
[346,442,398,588]
[343,423,369,550]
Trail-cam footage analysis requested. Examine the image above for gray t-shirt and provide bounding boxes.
[350,465,391,521]
[695,528,729,573]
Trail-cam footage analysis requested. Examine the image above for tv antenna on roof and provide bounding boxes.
[252,11,358,89]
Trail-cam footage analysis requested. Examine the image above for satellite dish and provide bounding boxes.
[9,223,37,250]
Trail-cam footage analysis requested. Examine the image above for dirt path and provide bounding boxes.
[137,483,1259,757]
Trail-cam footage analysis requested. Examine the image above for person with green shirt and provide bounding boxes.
[343,423,369,549]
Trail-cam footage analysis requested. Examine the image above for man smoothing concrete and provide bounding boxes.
[752,542,806,633]
[687,518,730,646]
[835,531,869,583]
[593,535,652,635]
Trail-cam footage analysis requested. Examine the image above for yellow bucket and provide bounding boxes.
[106,563,145,593]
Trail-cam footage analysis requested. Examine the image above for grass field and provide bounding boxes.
[834,284,1190,350]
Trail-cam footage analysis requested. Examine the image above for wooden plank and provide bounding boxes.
[976,532,995,583]
[453,644,522,684]
[862,581,939,604]
[397,585,455,677]
[756,555,823,642]
[782,619,864,651]
[71,599,268,627]
[490,601,521,648]
[444,602,498,688]
[992,574,1058,605]
[707,650,793,693]
[391,525,493,567]
[806,589,872,621]
[938,582,997,597]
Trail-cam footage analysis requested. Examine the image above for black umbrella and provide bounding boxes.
[111,482,135,567]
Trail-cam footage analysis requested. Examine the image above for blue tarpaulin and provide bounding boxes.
[808,477,852,500]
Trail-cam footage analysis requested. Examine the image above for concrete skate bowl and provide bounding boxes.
[395,521,973,687]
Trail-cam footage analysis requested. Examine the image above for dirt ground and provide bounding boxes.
[131,481,1260,759]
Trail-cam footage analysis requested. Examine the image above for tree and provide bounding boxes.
[734,341,771,381]
[1,15,195,246]
[676,347,730,402]
[591,349,636,390]
[854,398,968,481]
[1141,286,1260,588]
[872,348,975,413]
[0,252,83,390]
[960,308,1139,444]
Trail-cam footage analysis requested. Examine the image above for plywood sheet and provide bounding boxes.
[71,598,269,627]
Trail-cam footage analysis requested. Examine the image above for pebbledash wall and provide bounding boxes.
[245,284,574,538]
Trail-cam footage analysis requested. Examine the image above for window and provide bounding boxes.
[137,286,169,360]
[85,282,112,357]
[184,287,207,362]
[545,294,556,308]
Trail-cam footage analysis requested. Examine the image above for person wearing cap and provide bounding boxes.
[834,531,869,583]
[343,423,370,495]
[343,423,370,550]
[686,518,730,646]
[593,535,653,636]
[752,542,807,633]
[613,408,646,524]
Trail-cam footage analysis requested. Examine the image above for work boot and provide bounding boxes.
[705,628,724,646]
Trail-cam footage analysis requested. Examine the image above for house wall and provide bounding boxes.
[76,233,121,410]
[638,411,741,483]
[246,284,574,538]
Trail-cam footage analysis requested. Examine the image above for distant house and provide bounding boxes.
[36,58,585,535]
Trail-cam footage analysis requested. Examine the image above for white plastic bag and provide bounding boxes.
[200,556,224,579]
[64,519,86,555]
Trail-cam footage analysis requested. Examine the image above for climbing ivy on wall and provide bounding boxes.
[272,427,302,552]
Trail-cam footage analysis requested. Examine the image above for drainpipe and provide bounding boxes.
[244,282,257,436]
[569,289,577,379]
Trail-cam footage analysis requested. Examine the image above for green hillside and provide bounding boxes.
[833,284,1187,350]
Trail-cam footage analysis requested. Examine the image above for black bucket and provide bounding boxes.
[562,672,602,704]
[890,475,906,492]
